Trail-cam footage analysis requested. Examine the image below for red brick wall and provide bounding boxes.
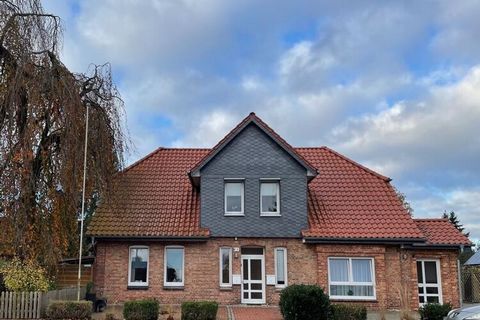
[314,244,461,311]
[93,238,317,304]
[93,239,460,310]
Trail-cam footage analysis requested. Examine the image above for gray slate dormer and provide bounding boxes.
[189,113,317,238]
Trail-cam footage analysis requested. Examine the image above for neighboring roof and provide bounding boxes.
[300,147,425,241]
[414,219,472,246]
[59,256,95,265]
[188,112,318,183]
[88,148,211,238]
[465,251,480,266]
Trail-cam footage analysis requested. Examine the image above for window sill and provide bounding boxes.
[330,297,377,302]
[163,285,184,290]
[219,286,233,291]
[260,213,281,217]
[127,285,149,290]
[224,213,245,217]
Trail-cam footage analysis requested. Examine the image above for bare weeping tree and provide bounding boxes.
[0,0,128,270]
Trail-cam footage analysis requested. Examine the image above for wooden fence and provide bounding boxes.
[0,287,85,319]
[56,264,92,288]
[0,292,41,319]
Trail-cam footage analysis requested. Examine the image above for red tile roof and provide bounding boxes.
[299,147,425,241]
[414,219,472,246]
[87,119,469,246]
[88,148,211,238]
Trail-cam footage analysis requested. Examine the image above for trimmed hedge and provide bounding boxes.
[279,284,330,320]
[181,301,218,320]
[418,303,452,320]
[331,304,367,320]
[123,299,159,320]
[46,300,92,320]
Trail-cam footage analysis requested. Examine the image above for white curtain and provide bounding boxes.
[352,259,372,282]
[276,249,285,283]
[330,259,349,282]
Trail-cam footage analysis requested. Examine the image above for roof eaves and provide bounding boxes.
[94,235,210,242]
[302,236,426,245]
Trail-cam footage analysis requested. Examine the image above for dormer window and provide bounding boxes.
[224,180,244,215]
[260,181,280,215]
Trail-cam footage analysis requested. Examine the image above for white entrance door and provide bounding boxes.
[241,254,265,304]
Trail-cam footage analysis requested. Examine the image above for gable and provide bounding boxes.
[200,123,309,238]
[189,112,317,185]
[202,123,306,176]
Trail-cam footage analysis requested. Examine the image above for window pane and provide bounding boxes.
[352,259,372,282]
[276,249,285,285]
[261,183,278,212]
[251,283,262,290]
[221,248,230,284]
[330,285,374,297]
[241,247,263,255]
[251,260,262,280]
[426,296,439,303]
[426,287,439,294]
[329,259,349,282]
[417,261,423,283]
[424,262,438,284]
[166,248,183,283]
[251,292,262,299]
[243,259,249,279]
[130,248,148,283]
[226,183,243,212]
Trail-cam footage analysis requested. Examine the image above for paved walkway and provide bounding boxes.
[229,306,282,320]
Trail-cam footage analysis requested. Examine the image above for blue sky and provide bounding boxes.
[44,0,480,243]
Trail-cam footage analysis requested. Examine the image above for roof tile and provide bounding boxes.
[414,219,471,245]
[88,141,470,246]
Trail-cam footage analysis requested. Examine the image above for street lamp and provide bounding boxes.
[77,105,89,301]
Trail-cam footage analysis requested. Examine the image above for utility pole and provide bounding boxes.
[77,105,89,301]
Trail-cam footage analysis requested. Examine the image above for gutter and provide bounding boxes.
[302,237,426,245]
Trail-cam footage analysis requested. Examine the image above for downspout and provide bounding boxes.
[458,245,464,308]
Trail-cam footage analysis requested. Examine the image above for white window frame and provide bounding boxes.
[260,180,281,216]
[274,247,288,288]
[417,259,443,305]
[128,246,149,287]
[224,180,245,216]
[219,247,233,287]
[164,246,185,287]
[328,257,376,300]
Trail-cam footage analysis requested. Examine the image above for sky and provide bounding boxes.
[43,0,480,244]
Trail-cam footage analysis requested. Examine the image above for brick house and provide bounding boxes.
[88,112,471,310]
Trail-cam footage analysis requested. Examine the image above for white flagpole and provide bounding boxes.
[77,105,89,301]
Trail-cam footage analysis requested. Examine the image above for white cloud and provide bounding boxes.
[172,110,235,147]
[40,0,480,240]
[331,66,480,179]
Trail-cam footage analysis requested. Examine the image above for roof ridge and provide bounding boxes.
[321,146,391,182]
[295,146,328,149]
